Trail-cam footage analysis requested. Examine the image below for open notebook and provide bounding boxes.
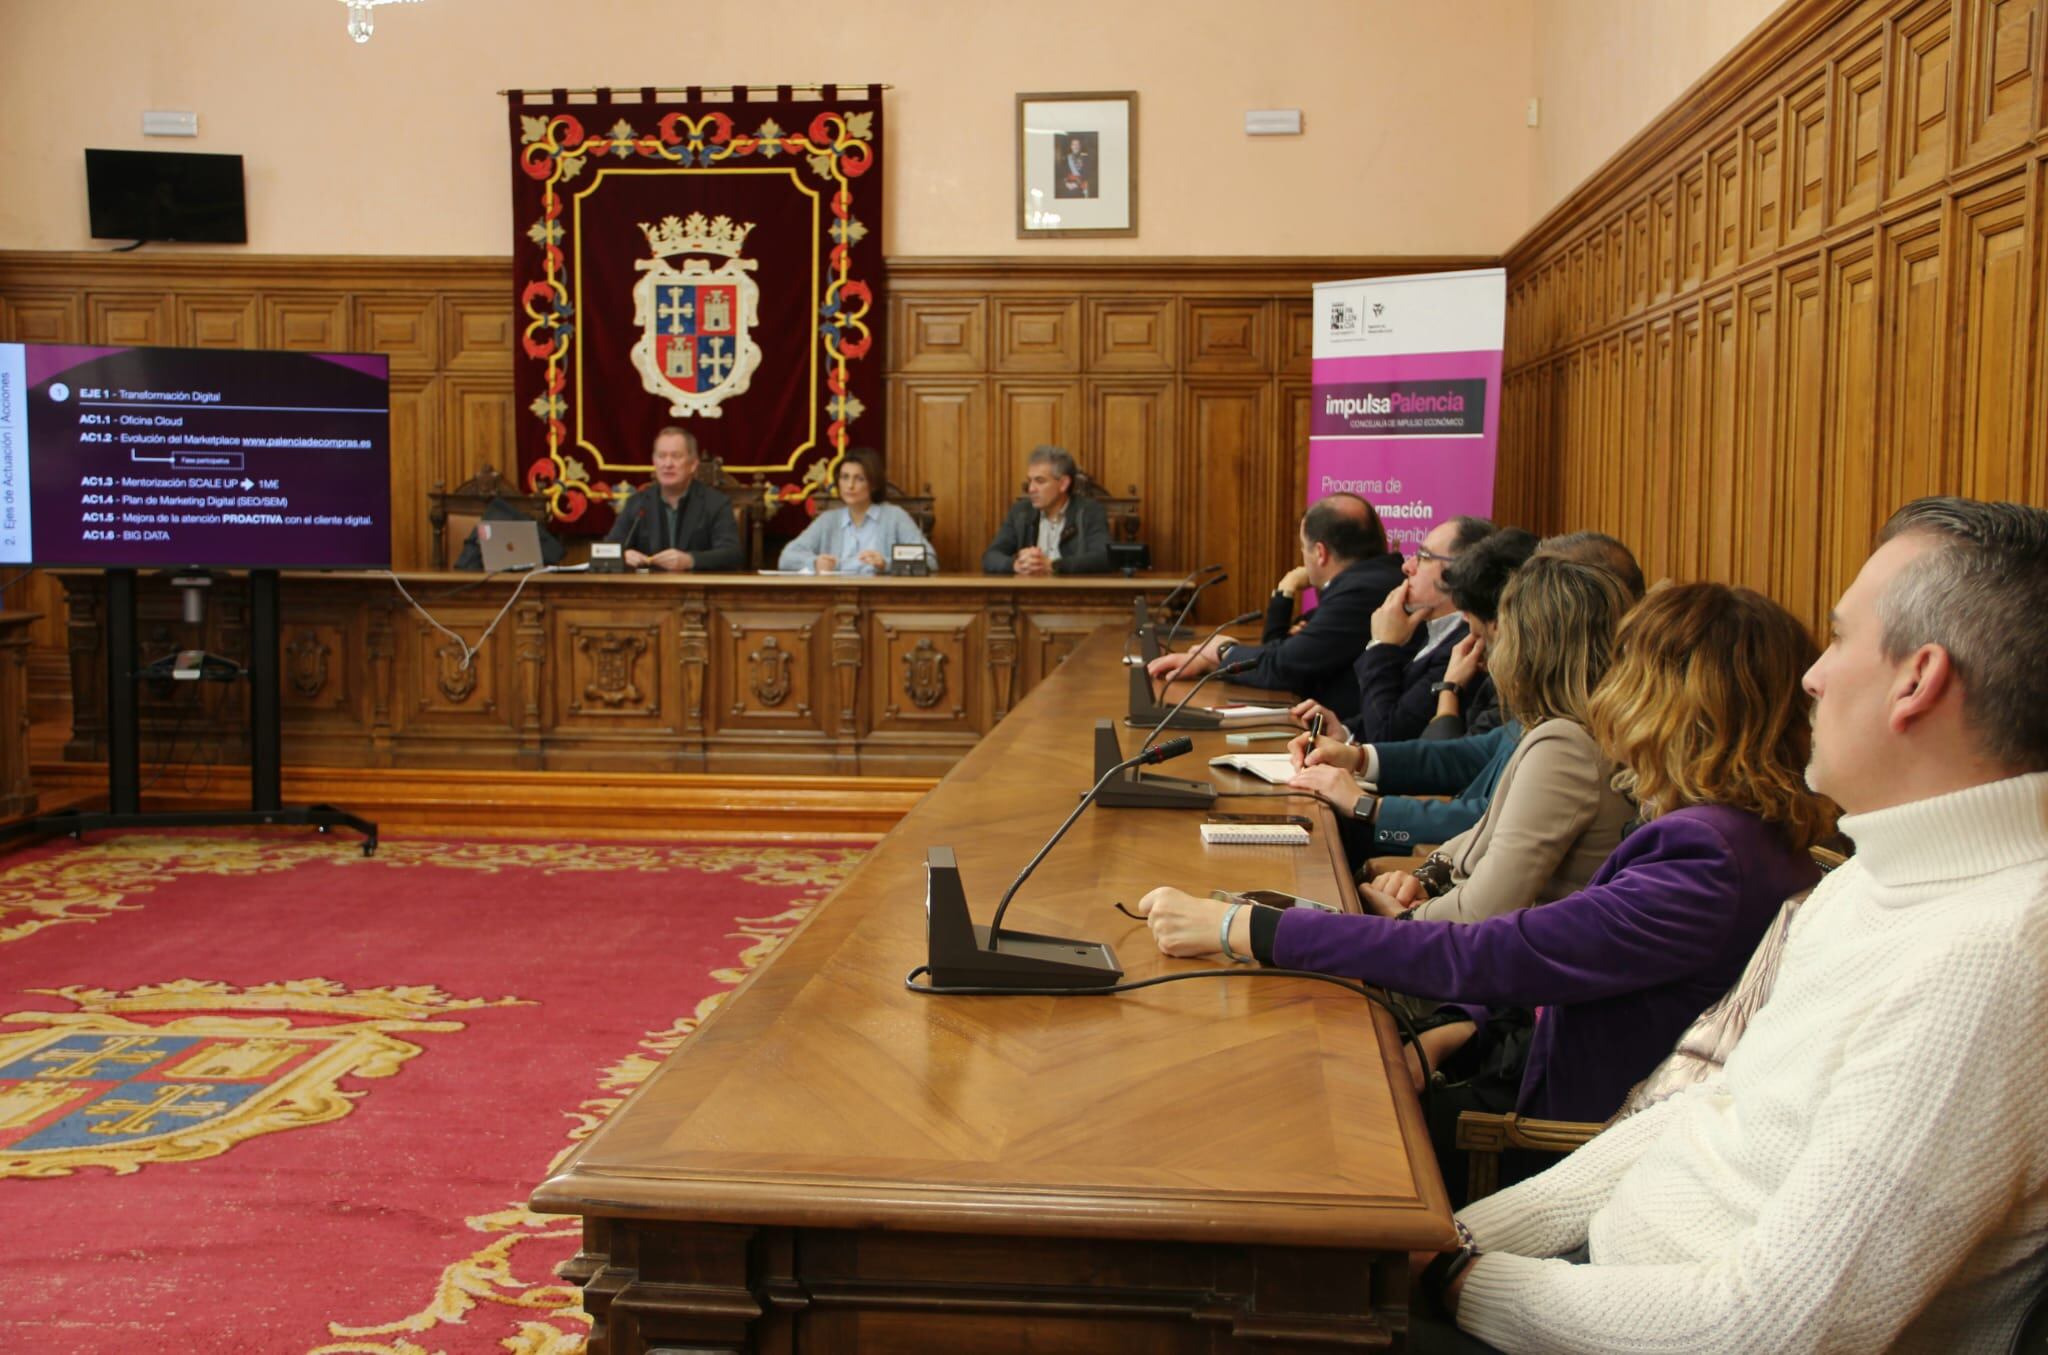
[1206,752,1297,785]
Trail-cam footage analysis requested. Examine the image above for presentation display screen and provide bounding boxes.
[85,148,248,245]
[0,343,391,569]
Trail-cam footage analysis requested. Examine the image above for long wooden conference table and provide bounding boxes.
[532,625,1456,1353]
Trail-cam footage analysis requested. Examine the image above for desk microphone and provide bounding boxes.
[922,737,1194,990]
[1163,568,1228,643]
[1139,658,1255,753]
[1156,563,1224,634]
[1129,609,1258,727]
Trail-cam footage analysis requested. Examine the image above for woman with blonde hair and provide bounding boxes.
[1292,554,1636,921]
[1138,582,1832,1183]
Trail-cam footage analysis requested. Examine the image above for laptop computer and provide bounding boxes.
[476,518,544,572]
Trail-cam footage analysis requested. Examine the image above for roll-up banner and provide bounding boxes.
[1309,268,1506,550]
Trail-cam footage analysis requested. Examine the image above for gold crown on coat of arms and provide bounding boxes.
[639,213,754,260]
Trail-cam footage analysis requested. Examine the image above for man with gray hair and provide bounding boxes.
[982,445,1112,576]
[1422,496,2048,1354]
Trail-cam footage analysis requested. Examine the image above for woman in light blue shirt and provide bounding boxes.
[778,449,939,574]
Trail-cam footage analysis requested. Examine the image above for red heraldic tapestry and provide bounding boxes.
[509,86,884,531]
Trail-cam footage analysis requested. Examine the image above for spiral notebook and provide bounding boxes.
[1198,821,1310,846]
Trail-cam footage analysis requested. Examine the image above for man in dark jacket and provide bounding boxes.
[982,445,1112,575]
[605,425,743,572]
[1350,515,1496,743]
[1147,494,1401,720]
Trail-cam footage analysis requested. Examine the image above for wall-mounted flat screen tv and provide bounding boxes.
[0,342,391,570]
[85,148,248,244]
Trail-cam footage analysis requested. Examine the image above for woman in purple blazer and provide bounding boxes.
[1138,583,1836,1187]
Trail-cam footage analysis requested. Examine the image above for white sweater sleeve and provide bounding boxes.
[1456,1084,1698,1257]
[1455,919,2048,1355]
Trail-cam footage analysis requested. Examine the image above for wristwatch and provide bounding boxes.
[1429,679,1463,697]
[1417,1219,1480,1316]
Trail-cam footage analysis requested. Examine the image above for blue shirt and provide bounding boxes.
[777,502,938,575]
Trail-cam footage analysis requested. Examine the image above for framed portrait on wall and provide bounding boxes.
[1015,91,1137,238]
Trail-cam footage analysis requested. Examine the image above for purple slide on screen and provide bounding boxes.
[0,342,391,569]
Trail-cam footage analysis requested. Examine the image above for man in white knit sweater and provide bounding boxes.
[1427,496,2048,1354]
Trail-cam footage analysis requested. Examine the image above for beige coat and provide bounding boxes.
[1409,717,1635,923]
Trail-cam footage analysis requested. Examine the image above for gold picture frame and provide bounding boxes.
[1015,91,1137,239]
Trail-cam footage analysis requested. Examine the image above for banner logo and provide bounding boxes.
[1328,300,1359,336]
[630,213,764,419]
[1312,379,1488,438]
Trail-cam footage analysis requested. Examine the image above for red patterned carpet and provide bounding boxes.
[0,832,863,1353]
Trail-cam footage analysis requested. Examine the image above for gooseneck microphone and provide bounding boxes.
[1139,658,1255,753]
[986,736,1194,949]
[1163,569,1229,644]
[1156,562,1224,632]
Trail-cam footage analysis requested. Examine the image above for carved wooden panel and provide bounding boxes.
[261,293,348,350]
[390,375,439,567]
[1626,200,1653,311]
[1183,300,1268,373]
[1088,378,1175,561]
[88,294,170,346]
[353,295,441,372]
[1701,291,1741,584]
[1736,278,1778,594]
[714,609,825,730]
[1605,214,1630,320]
[441,374,518,497]
[1785,75,1830,244]
[1834,36,1888,222]
[894,297,986,373]
[1677,158,1709,293]
[1650,180,1679,302]
[888,378,989,574]
[1183,382,1268,595]
[1619,325,1650,553]
[281,623,350,713]
[994,381,1082,502]
[1955,173,2034,502]
[1706,135,1743,277]
[1743,105,1784,260]
[1672,304,1707,580]
[1083,298,1174,372]
[1889,0,1956,200]
[0,291,80,343]
[1823,236,1882,605]
[869,610,978,731]
[1019,611,1121,690]
[1883,208,1953,514]
[400,615,504,723]
[1961,0,2039,162]
[559,620,664,721]
[1585,229,1609,332]
[1775,260,1827,620]
[442,296,515,372]
[177,294,258,348]
[1644,316,1678,577]
[1278,298,1315,375]
[993,298,1079,372]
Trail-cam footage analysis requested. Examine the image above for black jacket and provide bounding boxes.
[605,482,743,571]
[981,494,1112,575]
[1348,616,1468,744]
[1224,553,1404,718]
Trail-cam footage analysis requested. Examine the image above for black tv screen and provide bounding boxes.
[0,342,391,570]
[85,148,247,244]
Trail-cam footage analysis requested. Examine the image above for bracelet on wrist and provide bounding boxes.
[1218,901,1254,965]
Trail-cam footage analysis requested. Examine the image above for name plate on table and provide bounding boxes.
[889,544,929,576]
[589,541,624,574]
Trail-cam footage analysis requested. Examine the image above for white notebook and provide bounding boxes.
[1199,822,1309,846]
[1206,752,1297,784]
[1209,703,1294,725]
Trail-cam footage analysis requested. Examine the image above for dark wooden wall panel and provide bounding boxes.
[1502,0,2048,633]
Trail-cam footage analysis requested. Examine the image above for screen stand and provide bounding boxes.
[2,569,377,854]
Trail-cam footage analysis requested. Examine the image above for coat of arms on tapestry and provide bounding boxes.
[508,85,885,533]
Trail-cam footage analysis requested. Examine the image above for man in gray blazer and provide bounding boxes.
[982,445,1112,575]
[604,425,743,572]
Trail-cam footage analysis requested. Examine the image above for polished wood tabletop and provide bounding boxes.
[532,624,1454,1351]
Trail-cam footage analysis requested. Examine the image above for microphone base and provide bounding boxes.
[1093,719,1216,809]
[925,847,1124,991]
[1127,666,1222,728]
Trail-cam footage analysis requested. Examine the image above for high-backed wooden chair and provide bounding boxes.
[1453,843,1849,1202]
[1071,468,1143,544]
[428,465,547,569]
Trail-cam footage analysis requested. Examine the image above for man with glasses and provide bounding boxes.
[982,444,1112,576]
[1347,516,1495,743]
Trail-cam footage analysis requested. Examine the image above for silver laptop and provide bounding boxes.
[476,518,544,572]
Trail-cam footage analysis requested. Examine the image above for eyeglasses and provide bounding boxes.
[1413,547,1453,565]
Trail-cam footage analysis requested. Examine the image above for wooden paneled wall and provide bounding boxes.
[1500,0,2048,632]
[0,252,1484,711]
